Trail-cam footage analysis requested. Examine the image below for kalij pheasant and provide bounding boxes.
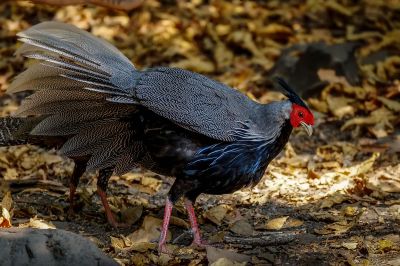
[3,22,314,253]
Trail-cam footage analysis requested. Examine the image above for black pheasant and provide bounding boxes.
[4,22,314,253]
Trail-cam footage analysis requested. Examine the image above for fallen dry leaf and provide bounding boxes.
[342,242,358,250]
[121,205,143,225]
[229,219,253,236]
[284,218,304,228]
[320,193,350,209]
[318,69,352,87]
[342,206,358,217]
[367,164,400,193]
[126,215,170,245]
[265,216,288,230]
[206,246,250,265]
[204,205,229,226]
[326,95,355,118]
[341,107,395,133]
[211,258,246,266]
[0,207,12,228]
[378,239,395,253]
[110,236,126,250]
[19,217,56,229]
[170,56,215,73]
[314,220,354,235]
[0,191,13,228]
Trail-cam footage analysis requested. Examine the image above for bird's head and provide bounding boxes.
[274,77,314,136]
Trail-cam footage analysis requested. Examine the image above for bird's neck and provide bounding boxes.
[248,119,292,176]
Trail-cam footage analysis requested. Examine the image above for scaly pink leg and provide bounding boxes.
[68,184,77,216]
[158,198,173,254]
[184,198,205,247]
[97,186,129,228]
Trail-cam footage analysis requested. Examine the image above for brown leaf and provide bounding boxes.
[320,194,350,209]
[265,216,288,230]
[20,217,56,229]
[284,218,304,228]
[378,239,395,253]
[326,95,355,118]
[204,205,229,226]
[1,191,13,211]
[170,56,215,73]
[110,236,126,250]
[342,242,358,250]
[377,96,400,112]
[229,219,253,236]
[341,108,395,133]
[3,168,18,180]
[314,220,354,235]
[367,164,400,193]
[0,208,12,228]
[318,69,351,87]
[206,246,250,265]
[127,215,170,244]
[0,191,13,228]
[170,216,189,229]
[121,205,143,225]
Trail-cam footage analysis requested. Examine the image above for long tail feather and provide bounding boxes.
[8,22,143,175]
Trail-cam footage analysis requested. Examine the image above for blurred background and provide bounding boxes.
[0,0,399,265]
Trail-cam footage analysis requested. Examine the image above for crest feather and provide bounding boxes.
[273,77,310,110]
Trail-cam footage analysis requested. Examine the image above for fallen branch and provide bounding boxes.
[5,178,67,194]
[13,0,143,11]
[224,229,306,246]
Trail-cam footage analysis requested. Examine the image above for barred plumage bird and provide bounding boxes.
[3,22,314,253]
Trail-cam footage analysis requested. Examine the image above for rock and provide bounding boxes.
[0,228,118,266]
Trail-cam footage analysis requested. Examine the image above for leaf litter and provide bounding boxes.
[0,0,399,265]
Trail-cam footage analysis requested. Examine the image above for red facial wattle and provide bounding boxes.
[290,104,314,135]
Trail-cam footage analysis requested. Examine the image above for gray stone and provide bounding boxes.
[0,228,118,266]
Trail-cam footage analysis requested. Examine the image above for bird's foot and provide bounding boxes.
[158,243,173,255]
[67,206,76,219]
[190,238,208,250]
[97,187,129,228]
[105,211,129,228]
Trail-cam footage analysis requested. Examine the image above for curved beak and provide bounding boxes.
[300,121,313,136]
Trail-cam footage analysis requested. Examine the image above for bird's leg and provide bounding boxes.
[96,167,129,228]
[68,160,87,215]
[158,197,173,254]
[184,198,205,248]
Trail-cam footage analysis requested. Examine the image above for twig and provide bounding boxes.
[224,229,306,246]
[5,179,67,194]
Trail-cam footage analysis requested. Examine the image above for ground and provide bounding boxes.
[0,1,399,265]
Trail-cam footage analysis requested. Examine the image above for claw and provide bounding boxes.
[190,239,207,250]
[184,198,205,247]
[158,243,173,255]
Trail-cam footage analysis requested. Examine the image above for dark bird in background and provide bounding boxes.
[1,22,314,253]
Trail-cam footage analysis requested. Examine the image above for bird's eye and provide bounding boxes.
[298,111,304,118]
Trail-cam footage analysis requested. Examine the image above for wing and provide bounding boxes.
[130,67,261,141]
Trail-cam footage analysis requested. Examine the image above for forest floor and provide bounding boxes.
[0,1,399,265]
